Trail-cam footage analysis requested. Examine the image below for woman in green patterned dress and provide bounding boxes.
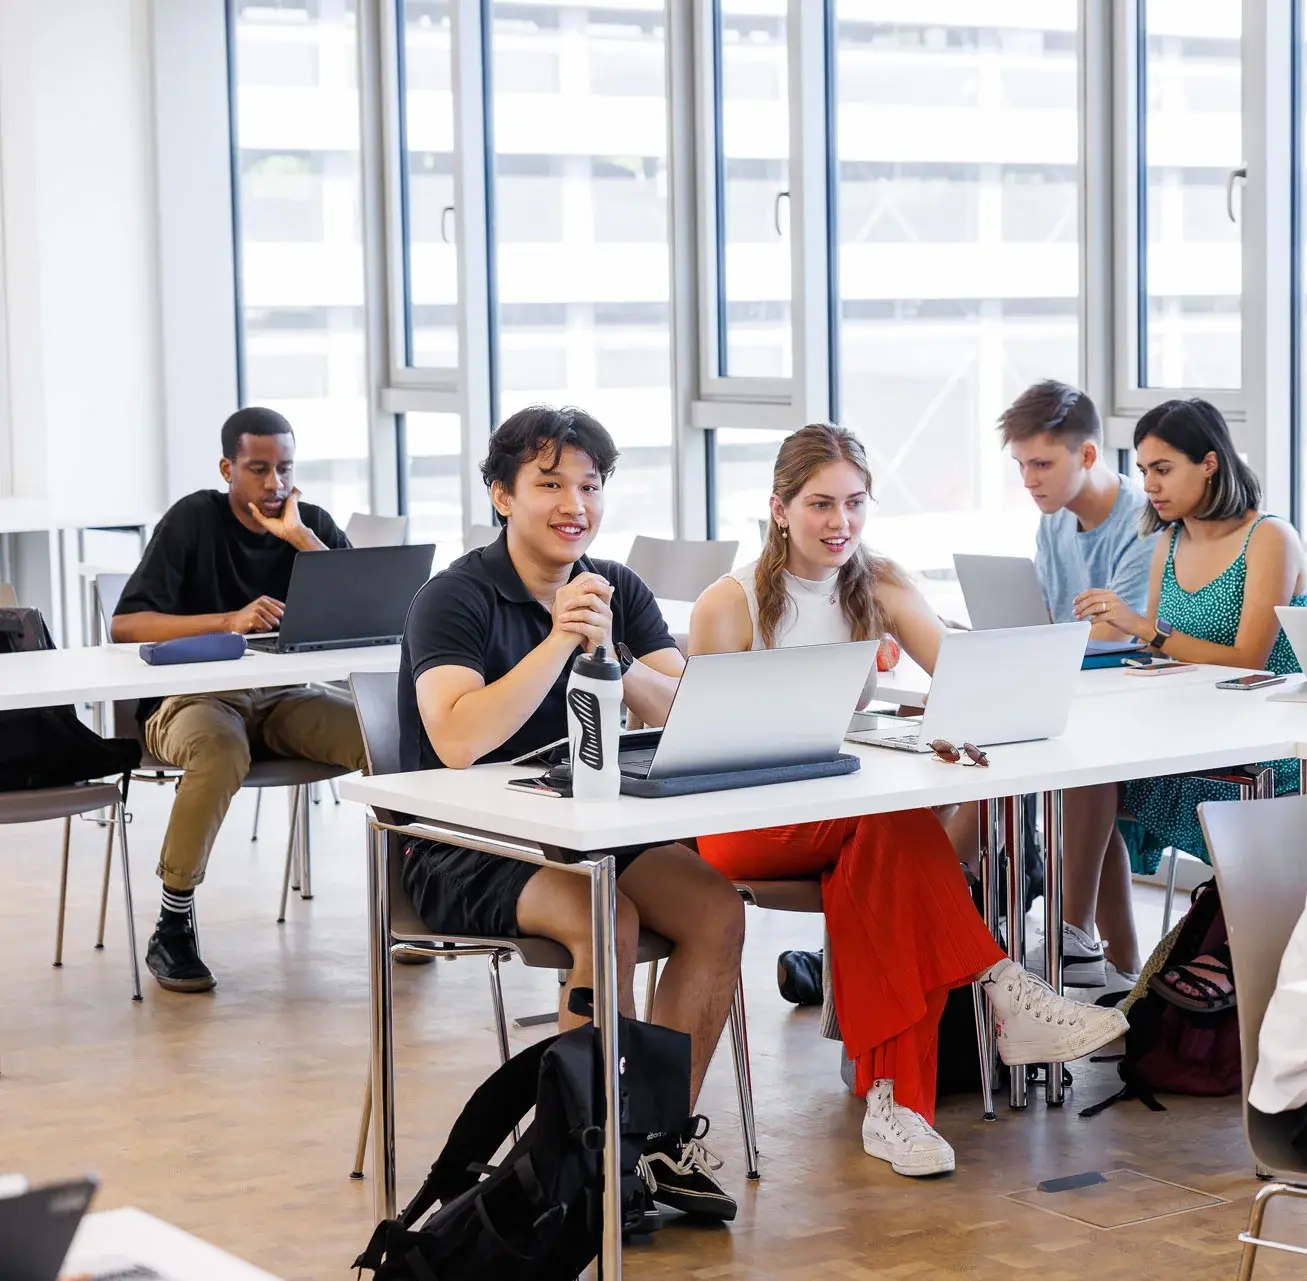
[1060,399,1306,997]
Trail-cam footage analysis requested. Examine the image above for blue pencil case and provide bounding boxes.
[1081,647,1148,670]
[139,633,248,665]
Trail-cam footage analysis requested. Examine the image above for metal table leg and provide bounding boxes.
[367,821,397,1220]
[977,799,1002,1086]
[1043,790,1065,1106]
[1005,795,1027,1110]
[589,854,623,1281]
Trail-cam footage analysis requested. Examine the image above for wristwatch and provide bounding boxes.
[615,641,636,674]
[1148,617,1174,652]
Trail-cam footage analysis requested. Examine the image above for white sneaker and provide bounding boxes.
[983,959,1128,1066]
[860,1080,955,1177]
[1024,922,1107,987]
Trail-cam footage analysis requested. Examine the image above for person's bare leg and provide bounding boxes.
[514,865,639,1030]
[1095,825,1142,974]
[942,801,980,875]
[616,844,745,1106]
[1061,783,1119,938]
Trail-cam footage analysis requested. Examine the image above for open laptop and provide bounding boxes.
[847,622,1089,753]
[245,544,434,654]
[533,640,878,797]
[0,1176,166,1281]
[954,553,1145,658]
[1269,605,1307,703]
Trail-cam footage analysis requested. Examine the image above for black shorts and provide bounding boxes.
[401,839,653,939]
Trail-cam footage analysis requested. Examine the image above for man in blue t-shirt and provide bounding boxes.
[999,380,1156,643]
[998,380,1157,996]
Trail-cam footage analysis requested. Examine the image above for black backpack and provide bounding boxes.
[0,607,140,791]
[354,991,692,1281]
[1082,880,1240,1117]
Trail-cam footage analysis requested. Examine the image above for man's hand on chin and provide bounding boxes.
[247,489,322,551]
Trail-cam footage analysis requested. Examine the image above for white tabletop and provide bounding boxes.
[0,642,401,712]
[341,678,1307,852]
[63,1208,280,1280]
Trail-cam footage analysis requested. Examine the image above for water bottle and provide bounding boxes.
[566,645,623,801]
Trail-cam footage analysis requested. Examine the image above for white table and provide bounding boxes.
[63,1207,280,1280]
[341,678,1307,1280]
[0,642,402,713]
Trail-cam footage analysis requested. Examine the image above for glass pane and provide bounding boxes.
[399,0,459,370]
[832,2,1080,608]
[488,1,674,556]
[717,1,791,377]
[1140,0,1242,389]
[232,1,370,520]
[405,411,464,568]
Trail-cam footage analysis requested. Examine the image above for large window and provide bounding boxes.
[230,0,370,520]
[398,1,459,371]
[1138,0,1242,390]
[831,3,1081,584]
[405,410,464,565]
[714,1,791,379]
[487,1,675,556]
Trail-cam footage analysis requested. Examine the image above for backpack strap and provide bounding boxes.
[399,1032,559,1226]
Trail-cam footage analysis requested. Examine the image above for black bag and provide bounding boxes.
[0,607,141,791]
[1082,880,1240,1117]
[354,991,692,1281]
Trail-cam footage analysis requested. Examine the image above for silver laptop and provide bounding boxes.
[847,622,1089,753]
[622,640,880,779]
[953,554,1051,630]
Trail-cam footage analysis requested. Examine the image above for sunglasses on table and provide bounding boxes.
[929,739,989,767]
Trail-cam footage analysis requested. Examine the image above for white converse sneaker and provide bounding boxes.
[860,1080,955,1177]
[983,959,1127,1065]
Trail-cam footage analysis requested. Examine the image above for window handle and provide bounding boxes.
[441,205,455,243]
[773,189,790,237]
[1225,167,1246,223]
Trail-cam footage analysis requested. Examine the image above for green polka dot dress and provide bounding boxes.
[1121,514,1307,874]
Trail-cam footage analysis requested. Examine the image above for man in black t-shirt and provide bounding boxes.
[400,405,745,1223]
[113,407,366,994]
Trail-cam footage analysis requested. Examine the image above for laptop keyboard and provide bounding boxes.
[618,747,657,778]
[244,634,281,653]
[879,732,922,748]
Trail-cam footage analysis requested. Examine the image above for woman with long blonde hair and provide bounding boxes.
[691,424,1125,1177]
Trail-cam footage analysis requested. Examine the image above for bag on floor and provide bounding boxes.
[1082,879,1240,1117]
[0,607,140,791]
[353,990,691,1281]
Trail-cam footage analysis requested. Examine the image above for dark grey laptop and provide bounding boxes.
[0,1177,115,1281]
[246,544,434,654]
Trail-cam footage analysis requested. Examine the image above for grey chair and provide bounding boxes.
[4,781,140,1002]
[346,670,700,1183]
[95,573,350,923]
[466,523,500,551]
[625,535,739,602]
[345,512,409,548]
[1199,794,1307,1280]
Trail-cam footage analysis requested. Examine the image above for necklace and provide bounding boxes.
[785,568,840,606]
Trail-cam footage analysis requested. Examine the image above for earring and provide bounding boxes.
[779,525,788,540]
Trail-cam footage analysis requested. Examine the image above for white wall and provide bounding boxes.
[0,0,164,523]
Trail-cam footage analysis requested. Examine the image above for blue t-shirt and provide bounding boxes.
[1034,475,1157,622]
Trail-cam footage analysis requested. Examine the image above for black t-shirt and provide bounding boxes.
[116,490,349,621]
[398,531,676,771]
[115,490,348,721]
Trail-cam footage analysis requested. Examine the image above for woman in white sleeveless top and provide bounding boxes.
[690,424,1125,1177]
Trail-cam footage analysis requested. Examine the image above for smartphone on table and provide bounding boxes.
[1215,672,1287,691]
[1122,656,1196,676]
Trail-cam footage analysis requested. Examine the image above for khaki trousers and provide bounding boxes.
[144,686,367,889]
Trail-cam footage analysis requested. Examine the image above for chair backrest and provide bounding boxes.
[94,573,130,644]
[1199,794,1307,1175]
[466,523,500,550]
[624,536,739,602]
[349,670,402,778]
[757,517,769,544]
[0,583,15,608]
[345,512,409,548]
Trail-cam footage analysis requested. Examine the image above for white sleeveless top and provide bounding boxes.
[730,560,879,704]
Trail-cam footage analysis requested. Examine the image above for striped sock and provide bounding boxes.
[159,886,194,927]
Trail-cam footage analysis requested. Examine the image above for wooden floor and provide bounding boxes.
[3,782,1305,1280]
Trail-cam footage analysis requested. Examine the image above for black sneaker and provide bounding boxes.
[639,1118,736,1222]
[777,948,823,1006]
[146,919,216,993]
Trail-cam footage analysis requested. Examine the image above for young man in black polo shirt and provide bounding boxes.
[113,407,366,993]
[399,405,746,1222]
